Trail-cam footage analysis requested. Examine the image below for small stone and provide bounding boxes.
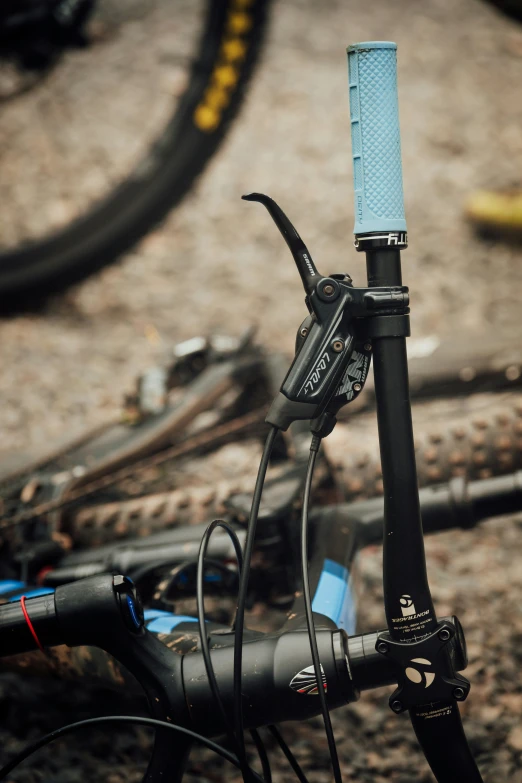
[507,726,522,751]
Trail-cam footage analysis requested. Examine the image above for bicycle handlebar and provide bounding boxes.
[0,575,372,780]
[347,42,407,237]
[0,574,470,781]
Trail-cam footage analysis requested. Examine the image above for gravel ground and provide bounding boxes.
[1,0,522,781]
[2,0,522,457]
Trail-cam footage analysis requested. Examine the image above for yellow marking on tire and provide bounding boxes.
[213,64,240,89]
[203,86,231,111]
[193,105,221,132]
[193,5,254,133]
[221,38,248,62]
[227,12,252,35]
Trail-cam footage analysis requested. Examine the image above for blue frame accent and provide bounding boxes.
[144,609,201,634]
[8,587,55,601]
[0,580,24,594]
[0,562,357,638]
[312,558,356,634]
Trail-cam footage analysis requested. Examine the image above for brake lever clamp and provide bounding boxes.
[375,619,471,714]
[243,193,409,435]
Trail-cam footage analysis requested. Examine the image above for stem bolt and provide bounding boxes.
[332,340,344,353]
[377,641,389,654]
[300,327,308,337]
[322,284,335,296]
[438,628,451,642]
[453,687,465,701]
[391,700,403,713]
[353,382,362,392]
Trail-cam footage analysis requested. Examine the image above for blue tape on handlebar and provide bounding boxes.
[312,559,356,635]
[347,41,407,235]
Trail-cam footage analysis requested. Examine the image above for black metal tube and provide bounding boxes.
[469,471,522,521]
[0,593,60,655]
[366,248,402,287]
[366,249,437,641]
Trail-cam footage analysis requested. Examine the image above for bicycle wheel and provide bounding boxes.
[0,0,270,302]
[481,0,522,21]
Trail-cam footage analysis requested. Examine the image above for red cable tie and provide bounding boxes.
[20,595,45,653]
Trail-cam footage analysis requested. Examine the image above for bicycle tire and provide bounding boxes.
[40,392,522,546]
[0,0,270,303]
[481,0,522,21]
[324,393,522,500]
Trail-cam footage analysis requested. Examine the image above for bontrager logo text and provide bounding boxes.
[392,609,430,623]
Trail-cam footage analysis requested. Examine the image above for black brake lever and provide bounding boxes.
[242,193,321,295]
[243,193,377,435]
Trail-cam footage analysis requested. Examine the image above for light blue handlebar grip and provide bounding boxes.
[347,42,407,236]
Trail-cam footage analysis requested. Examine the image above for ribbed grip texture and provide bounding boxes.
[347,42,407,235]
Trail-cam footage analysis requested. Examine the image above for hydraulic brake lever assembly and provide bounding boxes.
[242,193,409,437]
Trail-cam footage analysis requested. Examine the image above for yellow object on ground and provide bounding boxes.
[465,189,522,235]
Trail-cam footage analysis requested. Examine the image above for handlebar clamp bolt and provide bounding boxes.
[332,340,344,353]
[438,628,451,642]
[377,641,389,654]
[391,700,403,713]
[453,687,466,701]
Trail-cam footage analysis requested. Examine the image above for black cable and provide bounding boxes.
[197,519,244,751]
[301,436,343,783]
[197,520,274,782]
[267,725,310,783]
[250,729,272,783]
[233,425,278,780]
[128,559,170,586]
[0,715,265,782]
